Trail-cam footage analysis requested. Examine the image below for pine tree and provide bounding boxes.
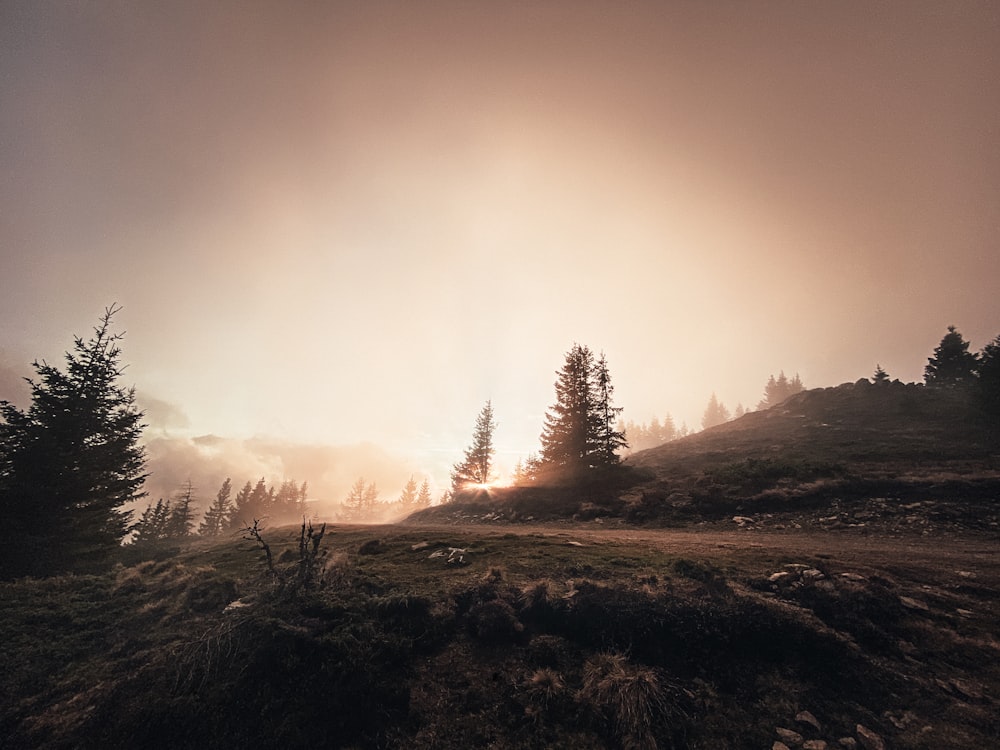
[199,477,233,537]
[925,326,978,388]
[0,305,147,576]
[701,393,731,430]
[416,478,432,508]
[539,344,626,475]
[872,364,890,384]
[362,482,379,513]
[229,480,255,529]
[167,480,197,539]
[757,371,804,410]
[593,353,627,463]
[343,478,368,520]
[398,475,419,511]
[976,334,1000,415]
[132,498,172,545]
[451,400,498,492]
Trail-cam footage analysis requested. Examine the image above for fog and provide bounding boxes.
[2,2,998,509]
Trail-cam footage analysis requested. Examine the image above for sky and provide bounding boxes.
[2,2,998,508]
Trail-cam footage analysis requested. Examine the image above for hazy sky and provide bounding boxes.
[2,2,998,501]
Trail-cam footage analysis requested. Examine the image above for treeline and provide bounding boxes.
[620,371,805,454]
[339,475,434,521]
[130,477,310,546]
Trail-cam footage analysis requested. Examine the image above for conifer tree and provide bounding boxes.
[539,344,626,475]
[756,370,804,410]
[0,305,147,576]
[416,478,432,508]
[132,498,172,545]
[199,477,233,537]
[168,480,197,539]
[451,400,498,492]
[701,392,731,430]
[229,480,254,529]
[593,352,627,463]
[976,334,1000,415]
[925,326,978,388]
[872,364,890,384]
[398,475,419,511]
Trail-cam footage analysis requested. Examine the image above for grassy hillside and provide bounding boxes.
[2,523,998,749]
[418,380,1000,529]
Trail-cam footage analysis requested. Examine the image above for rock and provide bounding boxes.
[957,570,976,579]
[956,608,973,618]
[855,724,885,750]
[899,596,929,611]
[796,710,822,732]
[802,568,826,580]
[840,572,866,581]
[410,541,430,551]
[803,741,828,750]
[732,515,755,526]
[769,571,792,582]
[773,743,791,750]
[950,677,984,700]
[837,740,857,749]
[776,727,804,745]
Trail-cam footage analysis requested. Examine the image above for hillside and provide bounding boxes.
[415,380,1000,531]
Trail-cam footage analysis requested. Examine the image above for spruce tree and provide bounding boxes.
[0,305,147,576]
[539,344,626,475]
[593,352,627,463]
[398,475,419,511]
[701,392,731,430]
[451,400,498,492]
[976,335,1000,415]
[416,478,432,508]
[199,477,233,537]
[925,326,978,388]
[167,480,197,539]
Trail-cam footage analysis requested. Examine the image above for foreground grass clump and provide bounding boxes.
[2,524,999,749]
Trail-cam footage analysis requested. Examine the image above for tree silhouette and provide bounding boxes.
[416,478,432,508]
[756,371,804,410]
[872,364,890,384]
[451,400,497,492]
[539,344,626,475]
[167,480,197,539]
[398,475,419,512]
[199,477,233,537]
[976,334,1000,415]
[925,326,978,388]
[701,393,731,430]
[0,305,147,576]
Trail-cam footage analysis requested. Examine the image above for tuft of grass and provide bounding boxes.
[578,652,665,750]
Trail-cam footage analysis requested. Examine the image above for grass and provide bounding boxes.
[2,522,999,749]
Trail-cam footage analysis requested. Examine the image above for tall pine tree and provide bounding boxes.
[451,400,498,492]
[0,305,147,576]
[539,344,626,476]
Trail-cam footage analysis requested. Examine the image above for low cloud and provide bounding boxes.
[141,433,433,522]
[136,391,191,434]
